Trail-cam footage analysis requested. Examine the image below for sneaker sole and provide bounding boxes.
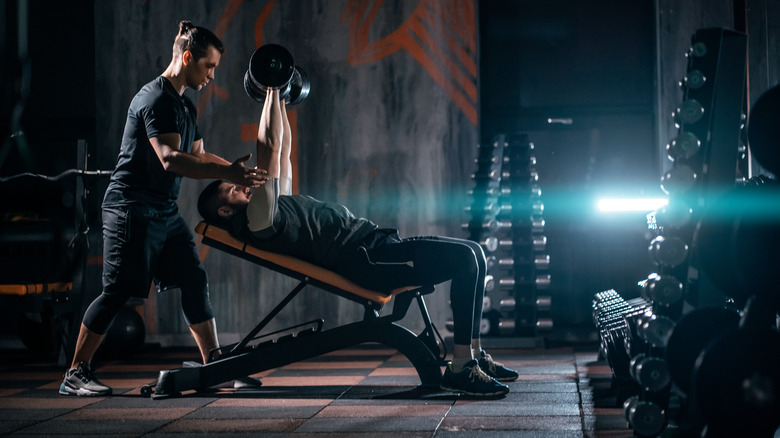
[493,376,519,382]
[59,383,112,397]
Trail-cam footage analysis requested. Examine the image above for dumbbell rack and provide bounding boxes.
[461,133,551,340]
[593,28,750,437]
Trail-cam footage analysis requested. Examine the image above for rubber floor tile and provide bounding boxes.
[208,397,331,407]
[0,408,73,421]
[88,395,216,409]
[498,391,581,404]
[0,344,663,437]
[183,405,323,419]
[368,366,420,376]
[18,418,171,435]
[448,402,581,416]
[0,420,35,435]
[159,417,305,433]
[295,415,444,433]
[436,430,584,438]
[59,406,197,420]
[0,379,56,389]
[314,404,451,417]
[505,381,579,392]
[358,375,424,386]
[440,415,583,432]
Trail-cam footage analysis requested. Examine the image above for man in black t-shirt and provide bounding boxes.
[59,21,266,397]
[197,89,519,397]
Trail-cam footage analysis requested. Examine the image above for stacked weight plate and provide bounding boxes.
[463,133,551,338]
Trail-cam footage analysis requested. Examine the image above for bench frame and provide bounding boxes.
[150,222,445,398]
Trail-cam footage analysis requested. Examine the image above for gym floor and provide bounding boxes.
[0,342,634,437]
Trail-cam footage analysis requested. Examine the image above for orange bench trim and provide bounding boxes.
[0,282,73,296]
[195,222,416,305]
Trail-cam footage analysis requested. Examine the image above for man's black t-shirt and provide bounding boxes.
[232,194,384,269]
[104,76,202,208]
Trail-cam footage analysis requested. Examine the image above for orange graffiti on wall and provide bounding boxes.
[340,0,478,125]
[205,0,477,126]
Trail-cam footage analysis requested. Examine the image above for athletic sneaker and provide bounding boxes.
[478,350,519,382]
[59,362,112,396]
[440,359,509,396]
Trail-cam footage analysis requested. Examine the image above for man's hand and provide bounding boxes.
[228,154,267,187]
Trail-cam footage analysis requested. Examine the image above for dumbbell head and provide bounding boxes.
[244,44,311,105]
[642,273,683,307]
[245,44,295,102]
[626,399,666,437]
[634,356,671,392]
[283,66,310,105]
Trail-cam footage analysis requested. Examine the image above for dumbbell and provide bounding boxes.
[244,44,310,105]
[642,273,683,307]
[630,353,671,392]
[637,313,676,349]
[623,395,666,437]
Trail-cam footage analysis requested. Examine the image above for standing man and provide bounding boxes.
[60,21,265,396]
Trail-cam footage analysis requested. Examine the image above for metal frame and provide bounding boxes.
[148,229,445,399]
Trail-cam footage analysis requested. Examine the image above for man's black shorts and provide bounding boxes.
[101,204,204,299]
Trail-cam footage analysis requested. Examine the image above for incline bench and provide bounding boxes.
[147,221,445,399]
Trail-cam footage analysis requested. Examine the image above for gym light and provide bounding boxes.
[597,197,668,212]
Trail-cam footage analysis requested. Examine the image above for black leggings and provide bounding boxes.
[339,234,486,346]
[82,284,215,335]
[83,205,214,334]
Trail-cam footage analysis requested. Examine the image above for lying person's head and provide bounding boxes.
[198,180,252,226]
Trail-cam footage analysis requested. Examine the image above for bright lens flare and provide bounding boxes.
[597,198,668,212]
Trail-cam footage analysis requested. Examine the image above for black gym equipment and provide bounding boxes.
[591,27,780,438]
[97,304,146,359]
[145,222,445,399]
[244,44,310,105]
[665,307,740,396]
[1,141,112,364]
[747,84,780,175]
[692,327,780,437]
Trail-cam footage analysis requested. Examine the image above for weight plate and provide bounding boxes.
[247,44,295,89]
[665,307,740,395]
[693,329,780,436]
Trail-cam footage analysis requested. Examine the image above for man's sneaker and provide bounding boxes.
[59,362,112,396]
[440,359,509,396]
[478,350,519,382]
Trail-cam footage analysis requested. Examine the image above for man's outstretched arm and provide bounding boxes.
[149,135,264,188]
[247,88,284,233]
[255,88,284,178]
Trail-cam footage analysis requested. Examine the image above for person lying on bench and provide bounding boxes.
[196,88,518,397]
